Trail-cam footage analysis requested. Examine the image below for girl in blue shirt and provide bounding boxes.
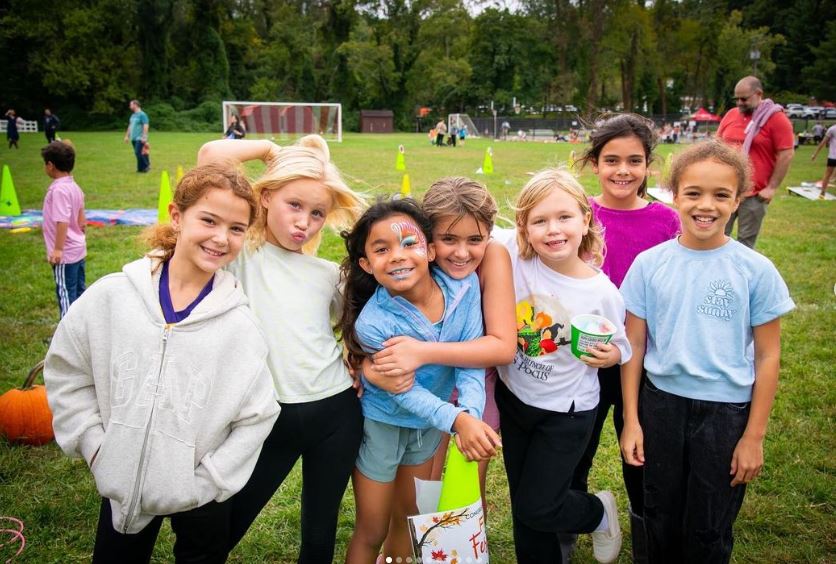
[339,198,499,564]
[620,140,795,562]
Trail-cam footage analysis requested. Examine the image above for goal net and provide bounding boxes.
[447,114,480,138]
[222,101,342,142]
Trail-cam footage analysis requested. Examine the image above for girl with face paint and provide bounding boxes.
[339,198,500,564]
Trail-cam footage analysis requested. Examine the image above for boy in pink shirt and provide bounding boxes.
[41,141,87,317]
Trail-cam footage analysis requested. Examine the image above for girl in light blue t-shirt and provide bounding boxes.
[620,140,795,562]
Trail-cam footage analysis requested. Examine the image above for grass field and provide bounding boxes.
[1,132,834,563]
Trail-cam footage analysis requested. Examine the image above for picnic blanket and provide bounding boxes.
[1,209,158,229]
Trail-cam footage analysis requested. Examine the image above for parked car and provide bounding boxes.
[785,104,817,119]
[824,108,836,119]
[808,106,825,118]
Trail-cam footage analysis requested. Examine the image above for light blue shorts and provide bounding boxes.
[356,418,443,483]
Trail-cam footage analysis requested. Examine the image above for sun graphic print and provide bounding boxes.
[515,294,571,357]
[709,280,734,300]
[697,279,737,321]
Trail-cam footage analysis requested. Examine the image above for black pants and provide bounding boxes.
[227,386,363,563]
[93,497,229,564]
[642,380,749,564]
[496,379,604,564]
[572,365,645,513]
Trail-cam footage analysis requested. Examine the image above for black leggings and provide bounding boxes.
[93,497,230,564]
[496,379,604,564]
[571,365,645,514]
[227,386,364,563]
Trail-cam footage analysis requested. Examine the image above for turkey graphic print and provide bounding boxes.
[513,294,571,383]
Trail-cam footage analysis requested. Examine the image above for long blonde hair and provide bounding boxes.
[514,168,604,266]
[249,135,365,255]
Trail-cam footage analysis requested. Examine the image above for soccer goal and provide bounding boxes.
[222,101,342,142]
[447,113,480,138]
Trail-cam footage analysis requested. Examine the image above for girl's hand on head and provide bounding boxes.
[264,141,282,167]
[361,356,415,394]
[578,342,621,368]
[730,435,764,486]
[453,413,501,461]
[620,422,645,466]
[373,336,428,375]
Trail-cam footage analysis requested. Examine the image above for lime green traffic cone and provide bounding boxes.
[483,147,494,175]
[0,165,21,216]
[437,441,481,511]
[158,170,173,223]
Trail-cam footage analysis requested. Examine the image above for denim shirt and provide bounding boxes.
[356,268,485,432]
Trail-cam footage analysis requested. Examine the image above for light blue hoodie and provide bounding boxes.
[355,268,485,433]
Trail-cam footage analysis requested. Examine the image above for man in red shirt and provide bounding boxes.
[717,76,794,249]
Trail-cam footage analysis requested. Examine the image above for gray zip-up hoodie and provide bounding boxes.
[44,256,280,534]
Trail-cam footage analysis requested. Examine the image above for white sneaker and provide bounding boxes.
[591,491,622,563]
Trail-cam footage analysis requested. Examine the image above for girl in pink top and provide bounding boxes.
[569,113,680,562]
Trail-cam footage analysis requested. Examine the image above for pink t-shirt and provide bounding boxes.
[590,199,680,288]
[42,176,87,264]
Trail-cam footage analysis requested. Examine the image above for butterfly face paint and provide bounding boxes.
[391,221,428,257]
[360,214,434,292]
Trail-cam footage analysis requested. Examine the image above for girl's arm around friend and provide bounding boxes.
[366,241,516,381]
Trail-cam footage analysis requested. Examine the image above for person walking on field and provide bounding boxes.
[124,99,150,173]
[44,108,60,143]
[717,76,794,249]
[811,123,836,199]
[5,109,21,149]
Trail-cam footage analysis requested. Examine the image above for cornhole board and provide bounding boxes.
[787,185,836,201]
[647,187,674,205]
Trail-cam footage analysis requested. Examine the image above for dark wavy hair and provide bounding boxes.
[578,113,658,198]
[337,197,434,365]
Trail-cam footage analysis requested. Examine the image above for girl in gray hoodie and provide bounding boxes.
[44,164,280,563]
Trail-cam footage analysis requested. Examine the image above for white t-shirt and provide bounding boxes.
[827,125,836,160]
[228,243,352,403]
[493,228,631,412]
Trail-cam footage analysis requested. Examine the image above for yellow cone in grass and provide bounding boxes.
[400,173,411,197]
[158,170,173,223]
[437,441,481,511]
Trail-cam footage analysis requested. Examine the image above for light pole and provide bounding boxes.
[749,46,761,75]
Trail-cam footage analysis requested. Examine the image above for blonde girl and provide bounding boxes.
[197,136,365,562]
[492,169,630,563]
[44,164,279,562]
[619,140,794,561]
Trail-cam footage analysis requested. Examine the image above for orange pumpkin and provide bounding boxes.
[0,361,54,446]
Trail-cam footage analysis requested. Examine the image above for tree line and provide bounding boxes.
[1,0,833,131]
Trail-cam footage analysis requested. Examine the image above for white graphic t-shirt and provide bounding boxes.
[493,228,631,413]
